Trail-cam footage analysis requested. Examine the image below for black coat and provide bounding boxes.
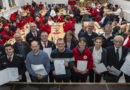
[26,31,41,44]
[0,54,26,75]
[39,40,56,50]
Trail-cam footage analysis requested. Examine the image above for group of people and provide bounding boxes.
[0,0,130,83]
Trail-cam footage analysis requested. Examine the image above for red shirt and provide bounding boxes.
[63,21,74,32]
[72,47,93,72]
[40,24,51,34]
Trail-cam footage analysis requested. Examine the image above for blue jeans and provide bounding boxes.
[31,75,48,82]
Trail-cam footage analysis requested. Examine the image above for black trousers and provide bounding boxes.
[71,71,88,82]
[124,74,130,82]
[89,70,102,82]
[104,73,120,82]
[54,77,70,82]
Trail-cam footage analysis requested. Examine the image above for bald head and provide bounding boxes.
[14,33,22,43]
[31,41,40,54]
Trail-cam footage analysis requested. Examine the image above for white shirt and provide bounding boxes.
[50,10,56,17]
[93,47,102,65]
[100,16,106,24]
[41,41,48,48]
[114,8,121,16]
[114,46,122,61]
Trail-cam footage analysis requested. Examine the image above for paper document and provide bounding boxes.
[109,66,121,76]
[43,48,52,59]
[54,60,66,75]
[0,68,19,86]
[77,61,88,71]
[120,54,130,76]
[31,64,47,76]
[95,63,107,73]
[7,68,19,81]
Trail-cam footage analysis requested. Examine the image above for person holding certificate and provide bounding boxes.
[51,38,74,82]
[39,31,56,82]
[72,37,93,82]
[104,35,128,82]
[26,41,50,82]
[89,37,107,82]
[0,44,26,82]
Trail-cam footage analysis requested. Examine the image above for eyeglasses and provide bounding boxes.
[114,41,123,43]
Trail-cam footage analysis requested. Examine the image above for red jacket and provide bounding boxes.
[26,16,34,23]
[40,24,51,34]
[63,21,74,32]
[55,16,64,22]
[68,0,76,5]
[72,47,93,72]
[0,30,14,43]
[123,35,130,48]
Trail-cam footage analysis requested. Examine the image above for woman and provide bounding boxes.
[64,31,78,50]
[72,37,93,82]
[89,37,107,82]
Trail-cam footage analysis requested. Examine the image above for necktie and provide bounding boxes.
[8,57,12,63]
[44,42,47,48]
[116,48,119,61]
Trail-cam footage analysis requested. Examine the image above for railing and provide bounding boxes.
[0,82,130,90]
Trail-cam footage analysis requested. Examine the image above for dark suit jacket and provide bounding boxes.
[0,54,26,75]
[13,41,31,58]
[101,15,110,27]
[39,40,56,50]
[89,47,107,65]
[65,39,78,50]
[106,46,128,70]
[26,31,41,44]
[0,44,5,57]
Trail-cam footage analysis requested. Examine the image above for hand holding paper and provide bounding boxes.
[77,60,88,71]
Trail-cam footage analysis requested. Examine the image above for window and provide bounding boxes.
[8,0,16,7]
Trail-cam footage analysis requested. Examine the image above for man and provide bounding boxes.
[0,44,26,82]
[39,31,56,82]
[51,38,74,82]
[104,35,128,82]
[79,22,98,47]
[13,33,31,59]
[26,23,41,44]
[39,31,56,50]
[0,44,5,57]
[26,41,50,82]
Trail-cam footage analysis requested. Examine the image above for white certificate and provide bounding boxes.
[120,53,130,76]
[0,68,19,86]
[7,68,19,81]
[0,69,9,86]
[54,60,66,75]
[43,48,52,59]
[77,61,88,71]
[31,64,48,76]
[95,63,107,73]
[109,66,121,76]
